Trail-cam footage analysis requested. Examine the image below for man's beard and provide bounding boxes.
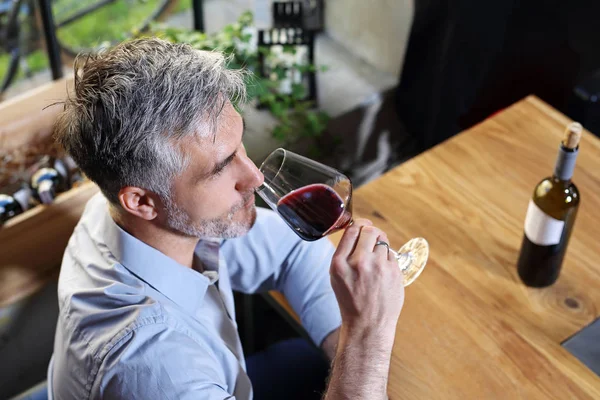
[163,193,257,239]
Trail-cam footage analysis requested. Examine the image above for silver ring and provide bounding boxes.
[374,241,390,252]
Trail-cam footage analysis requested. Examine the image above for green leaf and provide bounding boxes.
[282,45,297,55]
[272,125,288,141]
[245,76,266,99]
[269,102,285,118]
[239,10,254,27]
[304,111,327,137]
[272,66,288,81]
[259,93,277,105]
[241,33,253,43]
[318,110,331,125]
[291,83,306,100]
[222,24,235,36]
[292,63,311,74]
[280,95,293,108]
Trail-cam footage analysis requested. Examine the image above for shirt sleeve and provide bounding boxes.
[92,322,236,400]
[221,207,342,346]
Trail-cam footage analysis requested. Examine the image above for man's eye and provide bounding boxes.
[212,164,228,178]
[213,167,225,176]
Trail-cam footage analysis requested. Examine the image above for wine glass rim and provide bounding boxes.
[258,148,286,185]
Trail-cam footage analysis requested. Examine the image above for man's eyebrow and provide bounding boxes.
[211,150,237,176]
[210,118,245,176]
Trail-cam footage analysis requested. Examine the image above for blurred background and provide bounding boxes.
[1,0,600,397]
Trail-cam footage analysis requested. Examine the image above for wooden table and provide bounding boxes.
[273,96,600,398]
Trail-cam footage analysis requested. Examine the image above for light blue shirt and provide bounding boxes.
[48,193,341,399]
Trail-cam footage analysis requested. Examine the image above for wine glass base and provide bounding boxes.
[397,237,429,286]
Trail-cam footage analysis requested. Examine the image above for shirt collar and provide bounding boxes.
[96,197,212,315]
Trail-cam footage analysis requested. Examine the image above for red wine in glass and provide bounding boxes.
[257,148,429,286]
[276,183,353,241]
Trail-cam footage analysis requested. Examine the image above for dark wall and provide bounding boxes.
[395,0,600,151]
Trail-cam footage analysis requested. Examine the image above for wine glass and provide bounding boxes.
[256,148,428,286]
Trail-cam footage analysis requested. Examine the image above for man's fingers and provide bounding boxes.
[335,219,372,259]
[354,225,384,257]
[373,234,390,261]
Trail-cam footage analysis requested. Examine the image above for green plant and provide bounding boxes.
[53,0,174,51]
[0,49,48,82]
[151,11,329,148]
[1,0,195,88]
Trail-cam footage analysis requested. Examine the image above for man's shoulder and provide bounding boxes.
[55,260,211,366]
[51,300,218,399]
[55,283,167,361]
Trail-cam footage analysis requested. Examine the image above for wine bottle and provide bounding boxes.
[63,155,86,187]
[517,122,582,287]
[30,156,69,205]
[0,183,33,226]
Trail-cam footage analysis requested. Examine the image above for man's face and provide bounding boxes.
[162,102,264,239]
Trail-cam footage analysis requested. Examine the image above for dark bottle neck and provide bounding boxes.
[552,144,578,182]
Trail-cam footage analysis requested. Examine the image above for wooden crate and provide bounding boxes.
[0,78,99,306]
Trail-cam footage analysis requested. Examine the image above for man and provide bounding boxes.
[49,38,404,399]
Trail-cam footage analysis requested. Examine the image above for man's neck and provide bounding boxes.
[110,207,199,269]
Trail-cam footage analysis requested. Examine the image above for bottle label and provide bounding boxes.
[524,200,565,246]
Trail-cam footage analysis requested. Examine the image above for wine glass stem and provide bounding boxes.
[390,249,412,271]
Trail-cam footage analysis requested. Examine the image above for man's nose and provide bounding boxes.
[237,155,264,190]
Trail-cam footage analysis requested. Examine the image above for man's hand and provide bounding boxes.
[324,219,405,400]
[331,218,404,342]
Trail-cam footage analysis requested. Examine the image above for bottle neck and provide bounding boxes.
[37,179,56,204]
[12,186,32,211]
[552,145,578,182]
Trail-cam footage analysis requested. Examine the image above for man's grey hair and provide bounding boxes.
[54,37,247,205]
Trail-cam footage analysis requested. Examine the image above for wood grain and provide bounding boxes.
[0,77,73,151]
[0,182,99,306]
[271,96,600,398]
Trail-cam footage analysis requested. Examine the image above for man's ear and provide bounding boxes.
[118,187,160,221]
